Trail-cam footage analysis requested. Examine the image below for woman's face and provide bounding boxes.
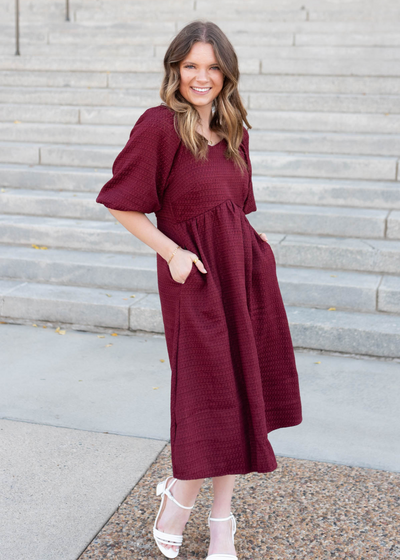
[178,42,224,112]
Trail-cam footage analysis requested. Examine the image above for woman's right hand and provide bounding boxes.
[168,247,207,284]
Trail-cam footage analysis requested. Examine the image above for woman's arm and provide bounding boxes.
[108,208,177,262]
[107,208,207,283]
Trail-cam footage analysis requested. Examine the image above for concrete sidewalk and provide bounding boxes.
[0,322,399,560]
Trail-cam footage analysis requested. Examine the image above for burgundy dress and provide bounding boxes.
[96,104,302,480]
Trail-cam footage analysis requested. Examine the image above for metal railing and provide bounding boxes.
[15,0,70,55]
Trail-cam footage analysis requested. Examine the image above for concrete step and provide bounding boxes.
[241,74,400,94]
[4,43,400,60]
[0,162,394,204]
[0,189,111,221]
[248,112,400,134]
[0,163,109,192]
[1,215,400,274]
[1,87,400,115]
[252,176,400,210]
[0,214,150,254]
[274,233,400,274]
[2,71,400,94]
[260,58,400,76]
[5,17,400,32]
[250,151,397,181]
[0,189,395,239]
[1,164,399,210]
[3,103,400,135]
[248,93,400,114]
[0,87,163,108]
[3,55,400,77]
[0,139,397,181]
[248,131,400,157]
[0,278,398,358]
[2,128,400,165]
[1,245,398,314]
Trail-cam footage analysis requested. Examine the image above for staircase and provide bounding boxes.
[0,0,399,358]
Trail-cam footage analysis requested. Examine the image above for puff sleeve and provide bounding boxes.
[241,127,257,215]
[96,106,180,214]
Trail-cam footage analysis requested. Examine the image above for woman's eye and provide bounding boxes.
[183,65,220,70]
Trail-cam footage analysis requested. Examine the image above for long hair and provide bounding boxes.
[159,20,251,174]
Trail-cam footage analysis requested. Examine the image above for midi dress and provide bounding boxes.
[96,103,303,480]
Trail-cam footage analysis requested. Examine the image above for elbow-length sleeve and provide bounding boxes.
[241,127,257,215]
[96,106,180,214]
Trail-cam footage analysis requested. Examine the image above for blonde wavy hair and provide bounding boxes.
[159,20,251,175]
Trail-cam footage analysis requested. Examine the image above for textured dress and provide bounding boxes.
[96,103,303,480]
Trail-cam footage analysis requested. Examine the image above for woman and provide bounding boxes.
[96,20,302,560]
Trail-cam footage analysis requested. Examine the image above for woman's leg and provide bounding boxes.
[156,477,204,553]
[208,474,237,557]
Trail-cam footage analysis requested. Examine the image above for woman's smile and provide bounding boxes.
[190,86,212,95]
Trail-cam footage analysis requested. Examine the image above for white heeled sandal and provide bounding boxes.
[205,510,238,560]
[153,476,195,559]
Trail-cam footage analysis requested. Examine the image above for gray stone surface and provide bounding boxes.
[378,275,400,313]
[387,210,400,239]
[252,202,388,238]
[1,321,399,473]
[275,233,400,274]
[278,266,381,312]
[286,305,400,358]
[251,151,397,181]
[252,176,400,209]
[0,245,158,291]
[1,281,149,329]
[0,320,399,560]
[0,419,165,560]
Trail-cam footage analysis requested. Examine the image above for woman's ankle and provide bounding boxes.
[173,477,203,507]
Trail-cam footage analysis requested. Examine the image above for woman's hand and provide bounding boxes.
[258,232,269,242]
[168,247,207,284]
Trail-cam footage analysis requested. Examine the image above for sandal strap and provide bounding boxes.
[163,478,195,510]
[209,514,233,522]
[208,511,236,539]
[206,554,238,560]
[153,526,183,545]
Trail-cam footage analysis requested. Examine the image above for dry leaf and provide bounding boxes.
[111,333,118,337]
[130,295,136,298]
[122,298,128,300]
[32,323,38,327]
[160,359,165,363]
[330,275,337,277]
[105,293,112,297]
[42,325,47,328]
[14,120,21,124]
[314,361,321,364]
[105,343,113,347]
[97,335,105,338]
[153,386,159,390]
[328,307,336,311]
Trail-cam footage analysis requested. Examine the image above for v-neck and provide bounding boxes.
[207,137,225,147]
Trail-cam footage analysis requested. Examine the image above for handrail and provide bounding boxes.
[15,0,70,56]
[15,0,19,55]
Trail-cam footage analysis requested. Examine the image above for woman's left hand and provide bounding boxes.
[258,232,268,242]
